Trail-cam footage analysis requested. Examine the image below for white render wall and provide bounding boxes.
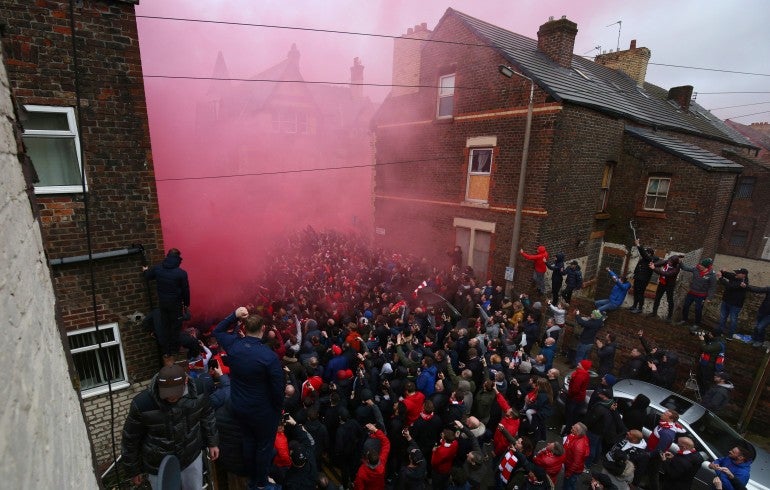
[0,52,99,489]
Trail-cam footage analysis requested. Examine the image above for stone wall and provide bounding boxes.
[0,49,98,489]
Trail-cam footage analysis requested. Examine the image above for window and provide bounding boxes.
[466,147,493,202]
[272,110,311,134]
[437,74,455,118]
[67,323,129,397]
[644,176,671,211]
[729,230,748,247]
[598,163,614,212]
[736,177,755,199]
[22,105,84,194]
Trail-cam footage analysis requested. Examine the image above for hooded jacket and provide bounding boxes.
[701,380,734,413]
[121,375,218,477]
[720,271,749,307]
[144,252,190,306]
[354,430,390,490]
[547,253,566,286]
[521,246,549,273]
[563,433,590,477]
[633,245,658,283]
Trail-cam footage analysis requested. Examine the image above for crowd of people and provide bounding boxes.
[122,229,765,490]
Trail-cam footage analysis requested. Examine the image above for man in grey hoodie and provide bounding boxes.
[678,258,717,327]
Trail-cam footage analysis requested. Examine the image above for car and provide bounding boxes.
[611,378,770,490]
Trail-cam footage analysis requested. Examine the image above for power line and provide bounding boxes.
[726,109,770,120]
[708,101,770,111]
[156,155,458,182]
[136,14,770,79]
[697,91,770,95]
[648,62,770,77]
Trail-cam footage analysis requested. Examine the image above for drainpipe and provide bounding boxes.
[48,245,143,266]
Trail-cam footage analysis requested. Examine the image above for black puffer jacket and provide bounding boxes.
[121,376,218,477]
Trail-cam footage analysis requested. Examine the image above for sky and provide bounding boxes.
[132,0,770,316]
[135,0,770,124]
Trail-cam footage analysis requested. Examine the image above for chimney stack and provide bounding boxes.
[350,57,364,99]
[537,16,578,68]
[668,85,694,111]
[595,39,651,87]
[392,22,432,97]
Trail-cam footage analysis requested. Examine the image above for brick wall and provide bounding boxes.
[2,0,164,466]
[1,46,99,488]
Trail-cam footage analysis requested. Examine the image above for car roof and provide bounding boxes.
[612,378,705,425]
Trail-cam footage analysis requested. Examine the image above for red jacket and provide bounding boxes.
[403,391,425,426]
[533,447,566,482]
[273,431,291,468]
[520,246,549,273]
[354,430,390,490]
[567,368,589,403]
[493,392,521,456]
[563,433,589,477]
[431,439,459,475]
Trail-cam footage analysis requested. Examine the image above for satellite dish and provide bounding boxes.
[157,454,181,490]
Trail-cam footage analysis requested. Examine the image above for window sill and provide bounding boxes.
[635,210,667,219]
[80,380,131,399]
[435,116,454,124]
[594,212,611,220]
[35,185,87,195]
[461,200,490,209]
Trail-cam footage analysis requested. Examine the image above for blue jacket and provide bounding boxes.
[608,270,631,305]
[213,312,284,416]
[416,364,437,396]
[144,253,190,306]
[713,455,751,490]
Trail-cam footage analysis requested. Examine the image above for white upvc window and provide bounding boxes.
[22,105,85,194]
[437,74,455,118]
[67,323,129,398]
[644,176,671,211]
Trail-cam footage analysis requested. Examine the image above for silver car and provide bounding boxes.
[612,378,770,490]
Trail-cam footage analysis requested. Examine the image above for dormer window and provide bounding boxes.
[437,74,455,118]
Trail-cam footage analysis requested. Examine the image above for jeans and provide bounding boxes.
[717,302,742,337]
[594,299,620,314]
[586,431,602,467]
[235,409,280,489]
[682,293,706,324]
[753,313,770,343]
[148,453,202,490]
[575,342,593,363]
[653,284,675,318]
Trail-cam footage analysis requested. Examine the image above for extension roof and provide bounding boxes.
[625,126,743,172]
[446,8,754,149]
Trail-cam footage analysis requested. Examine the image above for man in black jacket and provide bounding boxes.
[143,248,190,357]
[659,437,704,490]
[629,239,658,313]
[121,364,219,488]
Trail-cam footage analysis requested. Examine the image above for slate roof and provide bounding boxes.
[447,9,754,149]
[625,126,743,172]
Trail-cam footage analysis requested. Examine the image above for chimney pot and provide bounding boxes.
[407,27,413,35]
[549,16,554,21]
[561,15,567,19]
[630,39,636,49]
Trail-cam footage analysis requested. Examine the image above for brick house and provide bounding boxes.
[373,9,758,299]
[720,120,770,259]
[2,0,164,468]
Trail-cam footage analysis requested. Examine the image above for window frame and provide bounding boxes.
[735,177,755,199]
[729,230,749,247]
[22,105,86,194]
[643,176,671,211]
[598,162,614,212]
[465,147,494,203]
[436,73,455,119]
[67,323,130,398]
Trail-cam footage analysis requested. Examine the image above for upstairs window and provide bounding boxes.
[466,147,493,202]
[22,105,84,194]
[736,177,755,199]
[437,74,455,118]
[598,162,614,212]
[644,176,670,211]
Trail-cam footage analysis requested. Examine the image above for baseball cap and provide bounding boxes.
[157,364,186,399]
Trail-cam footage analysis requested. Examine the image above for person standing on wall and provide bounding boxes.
[143,248,190,360]
[629,239,658,313]
[214,307,285,490]
[520,245,549,296]
[648,255,682,323]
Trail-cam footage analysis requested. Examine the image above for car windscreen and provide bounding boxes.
[688,410,749,459]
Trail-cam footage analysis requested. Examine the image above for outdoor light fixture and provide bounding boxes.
[498,65,535,296]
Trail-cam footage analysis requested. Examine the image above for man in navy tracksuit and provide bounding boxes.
[143,248,190,357]
[215,307,285,490]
